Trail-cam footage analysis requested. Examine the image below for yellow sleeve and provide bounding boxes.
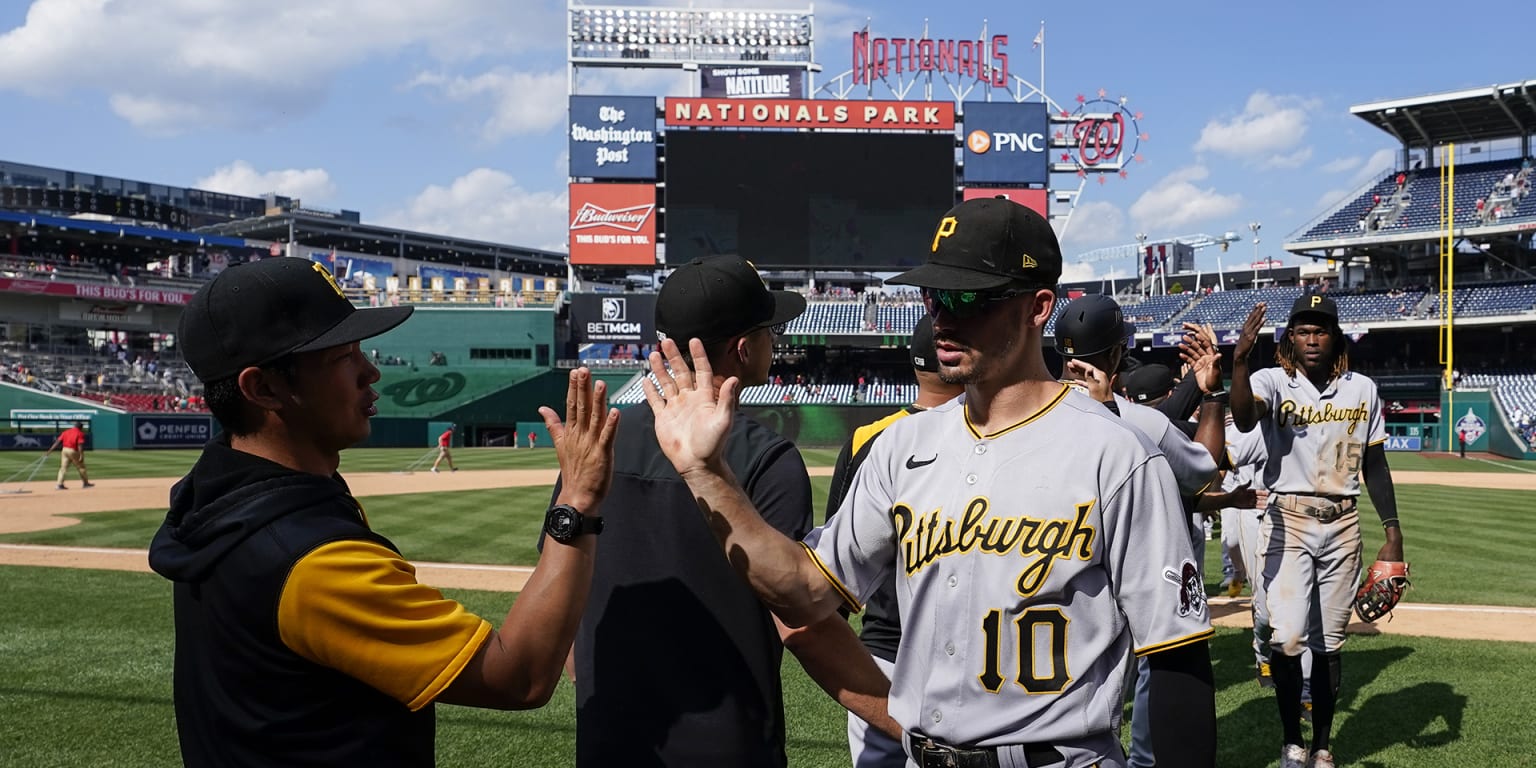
[278,540,493,711]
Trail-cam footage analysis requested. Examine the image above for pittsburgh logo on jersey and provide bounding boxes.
[1163,561,1207,618]
[892,497,1097,598]
[1276,400,1370,435]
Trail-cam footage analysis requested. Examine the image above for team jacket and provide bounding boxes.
[148,436,487,767]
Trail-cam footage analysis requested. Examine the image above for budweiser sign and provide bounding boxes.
[570,202,655,232]
[568,183,658,267]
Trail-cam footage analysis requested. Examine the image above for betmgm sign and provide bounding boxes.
[569,293,658,344]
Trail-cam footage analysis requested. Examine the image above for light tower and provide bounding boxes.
[1249,221,1262,284]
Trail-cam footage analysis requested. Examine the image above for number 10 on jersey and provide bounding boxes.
[979,608,1071,693]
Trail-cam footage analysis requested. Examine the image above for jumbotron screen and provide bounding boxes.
[664,131,956,269]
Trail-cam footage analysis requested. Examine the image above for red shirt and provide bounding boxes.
[60,427,87,450]
[438,430,453,447]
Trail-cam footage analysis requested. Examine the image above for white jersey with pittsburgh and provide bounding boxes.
[1249,368,1386,496]
[803,386,1212,750]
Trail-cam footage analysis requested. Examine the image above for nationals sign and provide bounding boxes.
[568,183,657,266]
[664,98,954,130]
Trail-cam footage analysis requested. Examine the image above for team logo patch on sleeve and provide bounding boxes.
[1163,561,1208,618]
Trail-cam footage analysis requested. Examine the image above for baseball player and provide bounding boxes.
[643,198,1216,768]
[826,314,963,768]
[1231,295,1407,768]
[47,420,94,490]
[1053,297,1224,768]
[431,424,458,472]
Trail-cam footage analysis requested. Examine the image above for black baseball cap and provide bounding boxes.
[1121,363,1175,403]
[655,256,806,344]
[909,315,939,373]
[886,197,1062,291]
[179,258,413,383]
[1288,293,1340,327]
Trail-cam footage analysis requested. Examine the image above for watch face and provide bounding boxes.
[547,506,580,542]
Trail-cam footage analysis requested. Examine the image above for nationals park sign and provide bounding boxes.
[664,98,954,130]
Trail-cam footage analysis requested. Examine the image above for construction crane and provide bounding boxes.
[1073,232,1243,298]
[1073,232,1243,264]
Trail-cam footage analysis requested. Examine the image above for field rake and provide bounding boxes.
[0,453,50,495]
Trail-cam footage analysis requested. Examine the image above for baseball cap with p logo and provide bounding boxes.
[179,258,414,383]
[1287,292,1340,327]
[887,197,1062,291]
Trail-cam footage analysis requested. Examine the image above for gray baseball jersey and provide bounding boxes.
[1222,423,1267,493]
[804,387,1212,750]
[1249,368,1387,495]
[1113,393,1218,497]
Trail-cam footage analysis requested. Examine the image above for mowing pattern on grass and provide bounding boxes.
[3,566,1532,768]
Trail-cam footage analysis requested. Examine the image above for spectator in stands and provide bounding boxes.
[1396,172,1406,191]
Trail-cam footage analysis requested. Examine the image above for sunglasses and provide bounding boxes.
[921,286,1036,319]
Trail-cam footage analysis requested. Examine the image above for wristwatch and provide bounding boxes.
[544,504,604,544]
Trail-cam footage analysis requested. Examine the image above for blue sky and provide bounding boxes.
[0,0,1528,279]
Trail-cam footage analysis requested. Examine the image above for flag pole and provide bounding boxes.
[1037,21,1045,103]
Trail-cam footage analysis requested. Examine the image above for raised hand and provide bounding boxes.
[1179,321,1223,393]
[1065,358,1116,403]
[541,367,620,512]
[1233,303,1268,362]
[644,338,739,478]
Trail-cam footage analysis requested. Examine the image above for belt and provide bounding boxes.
[906,735,1067,768]
[1272,493,1357,523]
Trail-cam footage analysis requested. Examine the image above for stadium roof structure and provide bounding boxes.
[194,212,569,278]
[1351,78,1536,145]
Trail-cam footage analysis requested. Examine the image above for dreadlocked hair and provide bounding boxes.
[1275,326,1350,379]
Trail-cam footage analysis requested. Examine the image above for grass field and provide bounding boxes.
[0,444,1525,481]
[2,444,1534,767]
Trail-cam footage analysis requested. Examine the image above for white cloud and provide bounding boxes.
[0,0,555,133]
[1129,165,1244,231]
[1351,148,1397,184]
[409,69,568,142]
[1260,146,1313,170]
[379,169,567,251]
[1194,91,1318,168]
[1058,261,1099,283]
[1314,188,1349,210]
[1321,156,1362,174]
[1055,201,1126,253]
[195,161,337,203]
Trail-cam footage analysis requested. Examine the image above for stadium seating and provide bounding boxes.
[1294,159,1535,242]
[1179,286,1301,327]
[1459,370,1536,448]
[1422,283,1536,318]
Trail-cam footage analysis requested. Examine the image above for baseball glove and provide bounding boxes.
[1354,560,1411,623]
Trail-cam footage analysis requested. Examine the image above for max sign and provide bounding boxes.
[962,101,1049,184]
[569,95,657,180]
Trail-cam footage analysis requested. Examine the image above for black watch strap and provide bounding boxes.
[545,504,604,544]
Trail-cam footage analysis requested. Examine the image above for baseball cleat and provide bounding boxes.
[1308,749,1335,768]
[82,482,95,488]
[57,484,67,490]
[1226,578,1245,597]
[431,468,439,473]
[1302,701,1313,723]
[1281,744,1308,768]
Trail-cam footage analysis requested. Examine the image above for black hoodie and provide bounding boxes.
[149,435,435,767]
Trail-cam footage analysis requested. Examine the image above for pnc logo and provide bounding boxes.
[966,130,992,154]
